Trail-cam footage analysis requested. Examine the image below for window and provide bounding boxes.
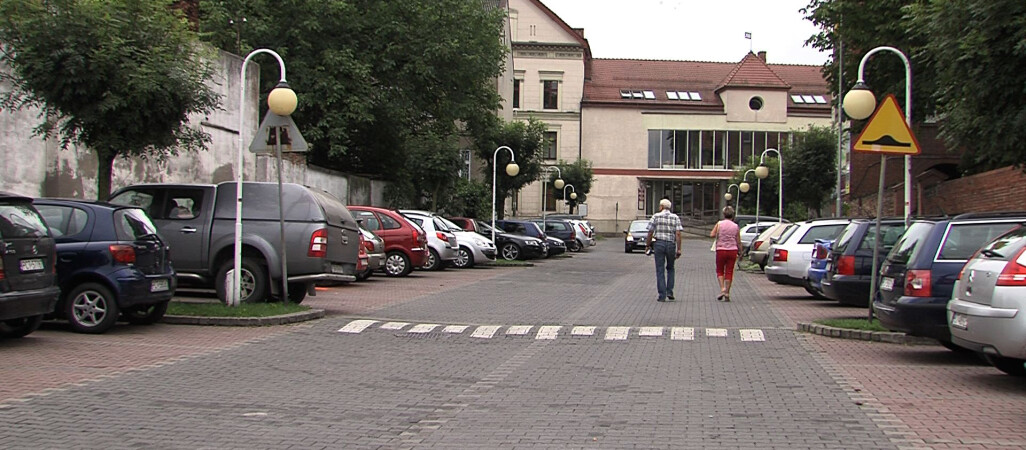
[379,213,401,230]
[666,91,679,100]
[689,92,702,101]
[544,184,556,212]
[543,132,557,160]
[939,223,1020,260]
[791,95,805,104]
[459,149,472,180]
[35,205,88,237]
[798,224,848,244]
[543,80,559,109]
[643,90,656,99]
[354,211,381,230]
[749,96,764,111]
[164,189,203,220]
[115,208,159,241]
[512,79,521,109]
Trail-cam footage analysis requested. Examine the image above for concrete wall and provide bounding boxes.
[720,89,788,123]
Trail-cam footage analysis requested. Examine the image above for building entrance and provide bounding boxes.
[642,180,722,221]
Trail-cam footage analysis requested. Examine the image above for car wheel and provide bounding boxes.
[500,243,521,261]
[123,300,170,325]
[803,281,826,299]
[984,355,1026,376]
[286,282,308,304]
[453,246,474,268]
[215,256,269,304]
[423,248,445,271]
[0,315,44,338]
[356,268,372,281]
[384,251,412,277]
[65,282,120,334]
[568,239,582,252]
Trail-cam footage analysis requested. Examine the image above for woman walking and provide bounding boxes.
[709,206,742,301]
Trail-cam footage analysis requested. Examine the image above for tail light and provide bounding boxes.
[905,269,932,297]
[773,248,788,262]
[814,245,828,260]
[570,226,576,240]
[361,239,374,253]
[308,228,328,257]
[0,258,5,280]
[356,236,368,271]
[435,231,448,241]
[836,255,855,275]
[753,240,764,251]
[578,224,588,236]
[997,248,1026,286]
[413,229,426,246]
[109,244,136,265]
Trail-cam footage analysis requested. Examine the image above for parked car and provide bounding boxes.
[568,219,597,248]
[876,213,1026,349]
[468,220,546,261]
[821,219,907,307]
[948,224,1026,375]
[496,219,562,257]
[765,219,850,286]
[435,216,495,268]
[356,226,385,281]
[399,210,459,270]
[748,222,795,270]
[109,182,358,304]
[736,215,788,229]
[0,192,59,339]
[34,199,177,333]
[624,219,652,253]
[532,218,581,251]
[348,206,428,277]
[740,222,777,254]
[544,235,567,257]
[805,239,833,299]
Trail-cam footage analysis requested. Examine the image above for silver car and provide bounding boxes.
[740,222,777,254]
[948,224,1026,376]
[437,216,496,268]
[765,219,850,285]
[356,226,385,281]
[399,211,459,270]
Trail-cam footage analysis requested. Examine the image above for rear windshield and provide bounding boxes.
[978,225,1026,261]
[798,224,848,244]
[0,204,49,238]
[886,221,935,265]
[830,223,862,254]
[857,223,907,252]
[938,222,1020,260]
[114,208,159,241]
[777,224,798,243]
[439,217,462,231]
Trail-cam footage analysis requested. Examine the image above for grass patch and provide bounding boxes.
[815,318,889,332]
[168,301,310,317]
[485,259,534,267]
[737,260,762,272]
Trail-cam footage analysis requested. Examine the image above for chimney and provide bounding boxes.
[757,51,767,62]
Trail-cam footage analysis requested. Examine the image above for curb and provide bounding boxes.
[480,261,535,267]
[797,322,938,346]
[162,308,326,326]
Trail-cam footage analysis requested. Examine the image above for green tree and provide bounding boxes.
[471,117,547,220]
[445,178,492,220]
[907,0,1026,170]
[198,0,507,182]
[0,0,220,199]
[549,159,595,214]
[785,125,837,217]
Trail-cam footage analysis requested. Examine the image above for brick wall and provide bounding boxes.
[920,166,1026,215]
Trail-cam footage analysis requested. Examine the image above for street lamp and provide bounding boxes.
[842,46,913,226]
[842,46,912,320]
[233,49,296,307]
[739,168,755,221]
[755,148,782,223]
[491,145,520,244]
[725,183,740,213]
[541,166,564,217]
[562,184,576,214]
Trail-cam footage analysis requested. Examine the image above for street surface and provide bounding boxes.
[1,239,1023,449]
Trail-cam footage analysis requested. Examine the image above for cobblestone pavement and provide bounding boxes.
[0,238,1022,449]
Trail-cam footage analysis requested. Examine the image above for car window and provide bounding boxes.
[857,223,906,252]
[35,205,88,237]
[887,221,935,264]
[978,226,1026,261]
[432,217,449,232]
[109,189,158,218]
[449,218,467,228]
[352,211,380,230]
[830,223,861,253]
[115,208,159,240]
[0,204,49,238]
[439,217,462,231]
[797,224,847,244]
[164,189,203,220]
[938,222,1020,260]
[379,213,401,230]
[405,216,425,228]
[777,224,799,243]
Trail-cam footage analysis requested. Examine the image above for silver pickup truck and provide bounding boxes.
[110,182,359,303]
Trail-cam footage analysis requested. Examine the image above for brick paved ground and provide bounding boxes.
[0,238,1021,449]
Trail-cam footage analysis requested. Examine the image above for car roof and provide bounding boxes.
[35,198,138,211]
[0,191,33,203]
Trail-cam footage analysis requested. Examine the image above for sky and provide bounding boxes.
[537,0,829,66]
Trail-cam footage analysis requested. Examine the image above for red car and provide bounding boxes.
[347,206,428,277]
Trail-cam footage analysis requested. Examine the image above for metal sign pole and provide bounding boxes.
[276,126,289,303]
[868,154,886,322]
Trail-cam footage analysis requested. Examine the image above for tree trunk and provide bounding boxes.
[95,150,117,201]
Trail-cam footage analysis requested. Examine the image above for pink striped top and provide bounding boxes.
[715,220,740,251]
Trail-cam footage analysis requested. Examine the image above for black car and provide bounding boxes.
[0,192,60,339]
[876,212,1026,348]
[34,199,177,333]
[821,219,907,306]
[474,220,546,260]
[496,219,565,257]
[532,218,581,251]
[624,219,651,253]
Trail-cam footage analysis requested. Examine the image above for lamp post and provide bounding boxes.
[842,46,912,320]
[725,183,740,213]
[562,184,576,214]
[541,166,564,218]
[755,148,782,223]
[491,146,520,244]
[233,49,296,307]
[739,169,755,222]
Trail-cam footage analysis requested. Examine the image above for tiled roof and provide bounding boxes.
[583,54,830,109]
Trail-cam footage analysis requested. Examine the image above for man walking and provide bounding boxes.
[645,199,683,302]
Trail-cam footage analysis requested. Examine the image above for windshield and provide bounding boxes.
[115,208,159,240]
[629,221,650,232]
[831,223,862,254]
[857,223,907,252]
[886,221,934,265]
[978,225,1026,260]
[0,204,50,238]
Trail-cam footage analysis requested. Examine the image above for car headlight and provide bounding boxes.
[526,240,539,246]
[475,239,490,247]
[626,235,634,241]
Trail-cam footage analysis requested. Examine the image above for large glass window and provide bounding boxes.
[673,131,688,166]
[647,129,790,169]
[648,130,660,169]
[661,130,674,167]
[512,79,521,109]
[701,131,715,168]
[543,132,557,160]
[687,131,701,168]
[542,80,559,109]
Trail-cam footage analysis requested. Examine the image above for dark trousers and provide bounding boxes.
[653,240,676,299]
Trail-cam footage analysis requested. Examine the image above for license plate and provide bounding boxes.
[951,312,968,330]
[150,279,169,292]
[19,258,44,272]
[880,277,894,291]
[331,264,347,274]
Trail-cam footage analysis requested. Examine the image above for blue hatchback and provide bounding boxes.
[805,239,833,299]
[34,199,176,334]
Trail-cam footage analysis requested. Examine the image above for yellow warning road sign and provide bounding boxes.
[852,94,921,155]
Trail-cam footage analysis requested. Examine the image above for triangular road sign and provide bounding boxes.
[249,110,309,154]
[852,94,921,155]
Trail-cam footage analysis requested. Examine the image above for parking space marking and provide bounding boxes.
[706,328,728,337]
[506,326,533,335]
[605,327,630,340]
[471,325,501,339]
[380,322,410,330]
[338,320,377,334]
[740,329,765,342]
[535,326,561,340]
[639,327,663,337]
[442,325,469,334]
[670,327,695,341]
[571,326,596,336]
[408,324,439,333]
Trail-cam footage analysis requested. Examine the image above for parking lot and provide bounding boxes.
[1,238,1023,449]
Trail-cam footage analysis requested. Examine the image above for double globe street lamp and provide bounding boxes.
[491,146,520,244]
[755,148,782,224]
[562,184,577,214]
[541,166,564,216]
[725,183,740,213]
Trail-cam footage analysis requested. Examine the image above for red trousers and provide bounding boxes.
[716,250,739,280]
